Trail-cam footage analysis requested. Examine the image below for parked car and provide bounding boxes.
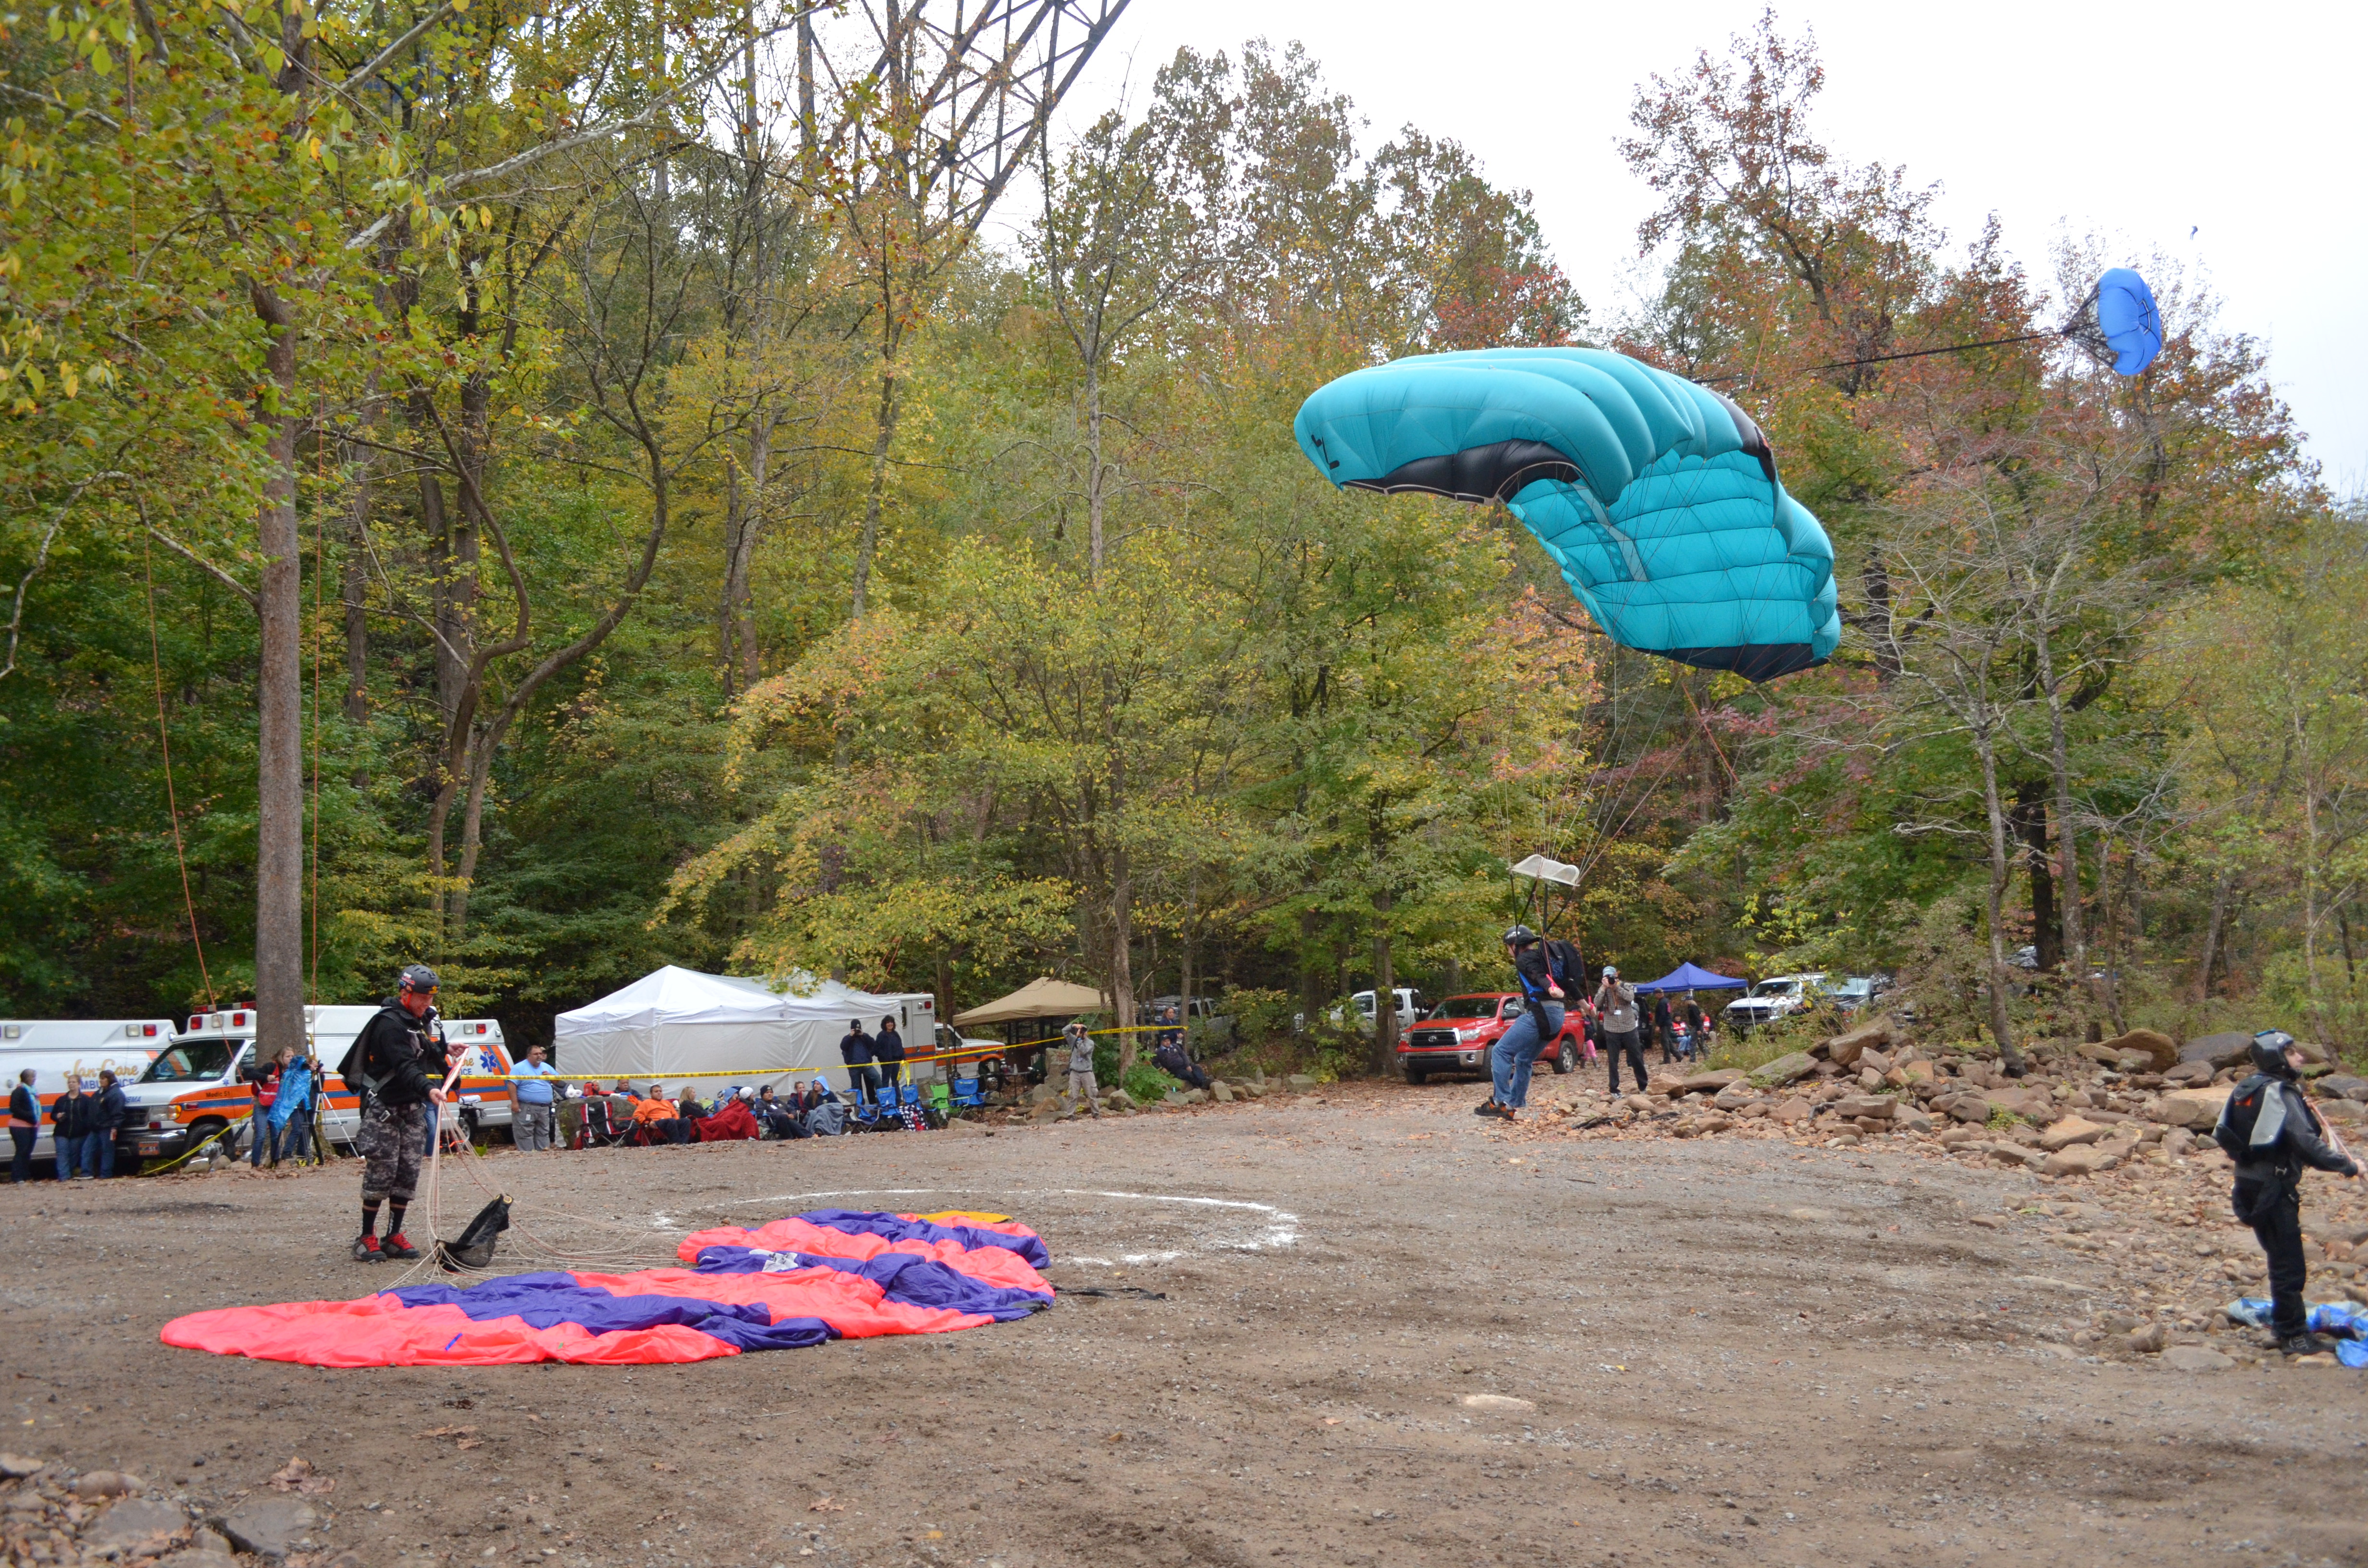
[1321,987,1426,1038]
[1820,975,1887,1013]
[1396,993,1581,1084]
[1722,973,1827,1032]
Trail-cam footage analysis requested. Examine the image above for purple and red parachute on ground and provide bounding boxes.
[160,1210,1053,1366]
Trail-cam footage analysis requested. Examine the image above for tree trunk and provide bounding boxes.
[1972,723,2025,1074]
[1085,354,1105,578]
[251,284,304,1065]
[338,445,370,727]
[850,354,901,617]
[1299,909,1322,1031]
[2012,781,2060,973]
[1369,888,1397,1078]
[2195,868,2232,1002]
[2033,622,2095,1027]
[1109,842,1136,1077]
[934,952,953,1054]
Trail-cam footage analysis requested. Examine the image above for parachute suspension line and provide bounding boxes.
[140,519,217,1009]
[1680,675,1739,790]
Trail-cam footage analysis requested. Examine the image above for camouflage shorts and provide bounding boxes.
[357,1100,426,1203]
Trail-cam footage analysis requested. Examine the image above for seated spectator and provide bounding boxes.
[630,1086,691,1145]
[753,1085,805,1139]
[1153,1038,1211,1091]
[697,1092,760,1142]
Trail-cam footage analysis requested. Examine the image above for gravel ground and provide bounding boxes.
[6,1077,2367,1568]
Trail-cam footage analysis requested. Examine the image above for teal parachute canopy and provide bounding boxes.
[1293,348,1840,681]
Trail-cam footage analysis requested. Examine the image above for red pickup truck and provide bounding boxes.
[1395,993,1583,1084]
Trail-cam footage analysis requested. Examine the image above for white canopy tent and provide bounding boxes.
[553,966,937,1092]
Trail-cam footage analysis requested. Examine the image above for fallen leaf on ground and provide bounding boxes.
[269,1457,336,1494]
[651,1462,679,1473]
[809,1497,844,1512]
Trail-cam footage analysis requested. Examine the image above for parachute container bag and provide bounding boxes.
[436,1195,513,1272]
[1293,348,1841,681]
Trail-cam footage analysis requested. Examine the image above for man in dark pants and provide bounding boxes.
[1595,966,1648,1094]
[340,964,450,1263]
[873,1015,907,1106]
[1652,992,1678,1063]
[91,1068,126,1178]
[838,1019,881,1108]
[8,1069,39,1183]
[2214,1030,2360,1356]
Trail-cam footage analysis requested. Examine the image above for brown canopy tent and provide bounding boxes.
[952,977,1108,1028]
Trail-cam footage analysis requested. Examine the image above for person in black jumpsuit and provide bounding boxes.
[2213,1031,2360,1355]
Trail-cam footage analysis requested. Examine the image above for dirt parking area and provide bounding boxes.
[6,1078,2367,1568]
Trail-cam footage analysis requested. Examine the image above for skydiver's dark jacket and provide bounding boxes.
[2214,1074,2357,1182]
[342,999,448,1107]
[1511,946,1557,1004]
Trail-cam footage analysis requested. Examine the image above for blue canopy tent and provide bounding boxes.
[1632,962,1748,993]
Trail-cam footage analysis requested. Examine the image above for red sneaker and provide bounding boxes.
[382,1232,420,1260]
[351,1233,383,1262]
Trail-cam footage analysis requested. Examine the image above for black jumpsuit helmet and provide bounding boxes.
[398,962,441,994]
[2250,1030,2299,1078]
[1501,925,1540,948]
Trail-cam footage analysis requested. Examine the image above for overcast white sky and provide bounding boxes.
[1036,0,2366,494]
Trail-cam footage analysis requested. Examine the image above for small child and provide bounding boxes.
[1063,1022,1104,1117]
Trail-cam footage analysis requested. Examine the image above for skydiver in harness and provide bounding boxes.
[2213,1030,2360,1356]
[1476,925,1564,1123]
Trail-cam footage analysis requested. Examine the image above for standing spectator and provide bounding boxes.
[1652,992,1678,1064]
[10,1069,41,1183]
[1595,966,1648,1095]
[92,1069,127,1178]
[1681,992,1709,1059]
[873,1016,907,1106]
[271,1053,317,1166]
[510,1044,562,1153]
[1061,1022,1103,1117]
[839,1019,881,1108]
[248,1049,285,1167]
[51,1077,91,1180]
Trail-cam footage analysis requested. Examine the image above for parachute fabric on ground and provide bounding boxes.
[158,1210,1053,1366]
[1293,347,1841,682]
[2061,268,2164,377]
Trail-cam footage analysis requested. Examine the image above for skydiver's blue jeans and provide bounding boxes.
[1491,1004,1564,1111]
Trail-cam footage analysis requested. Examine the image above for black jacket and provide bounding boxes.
[51,1090,89,1139]
[874,1026,905,1064]
[1512,946,1557,1003]
[95,1083,128,1131]
[838,1030,875,1066]
[2214,1074,2358,1181]
[343,999,448,1106]
[9,1083,37,1127]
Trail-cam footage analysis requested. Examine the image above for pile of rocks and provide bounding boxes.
[1538,1018,2365,1186]
[0,1451,350,1568]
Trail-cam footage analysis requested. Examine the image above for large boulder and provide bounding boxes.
[1677,1069,1746,1096]
[1936,1093,1993,1124]
[1748,1051,1820,1090]
[1819,1018,1895,1069]
[2038,1115,2107,1152]
[1834,1094,1895,1121]
[1893,1103,1936,1134]
[2319,1074,2368,1102]
[2099,1029,2178,1072]
[2042,1143,2119,1177]
[2181,1031,2256,1070]
[2158,1084,2235,1130]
